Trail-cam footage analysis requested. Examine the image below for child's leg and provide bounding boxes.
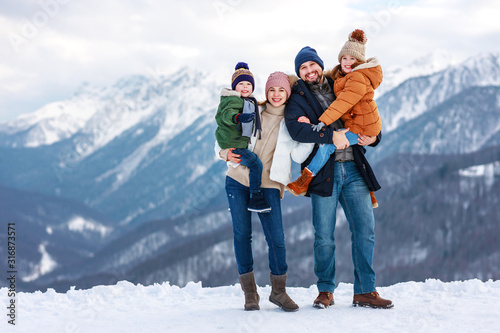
[233,148,263,194]
[233,148,271,213]
[287,131,362,197]
[306,144,337,175]
[345,131,360,146]
[306,131,359,175]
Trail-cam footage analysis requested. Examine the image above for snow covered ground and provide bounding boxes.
[2,279,499,332]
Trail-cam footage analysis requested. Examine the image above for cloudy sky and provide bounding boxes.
[1,0,499,122]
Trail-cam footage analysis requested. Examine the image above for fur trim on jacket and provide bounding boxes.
[318,57,382,136]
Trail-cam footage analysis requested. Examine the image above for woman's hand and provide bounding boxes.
[333,128,350,149]
[357,134,376,146]
[227,148,241,163]
[297,116,311,124]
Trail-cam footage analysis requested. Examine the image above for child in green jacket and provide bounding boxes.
[215,62,271,213]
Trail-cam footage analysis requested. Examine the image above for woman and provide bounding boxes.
[215,71,312,312]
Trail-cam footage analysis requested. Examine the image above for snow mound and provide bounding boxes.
[1,279,499,332]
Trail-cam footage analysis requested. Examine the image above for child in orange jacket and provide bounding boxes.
[286,29,382,207]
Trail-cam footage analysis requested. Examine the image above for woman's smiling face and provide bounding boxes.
[267,87,288,107]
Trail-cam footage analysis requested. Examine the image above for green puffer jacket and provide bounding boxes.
[215,88,248,149]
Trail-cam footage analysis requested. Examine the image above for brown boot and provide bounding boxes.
[370,191,379,208]
[239,271,260,311]
[286,168,314,196]
[313,292,334,309]
[353,291,393,309]
[269,274,299,312]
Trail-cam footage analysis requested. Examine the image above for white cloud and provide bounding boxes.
[0,0,499,121]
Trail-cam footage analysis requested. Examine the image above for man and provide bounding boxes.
[285,46,393,309]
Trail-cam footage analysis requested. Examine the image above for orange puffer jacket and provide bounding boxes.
[318,57,382,137]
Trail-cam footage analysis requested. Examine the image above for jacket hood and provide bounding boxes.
[352,57,383,89]
[288,74,300,87]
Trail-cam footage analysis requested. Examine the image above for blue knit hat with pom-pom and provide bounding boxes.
[231,62,255,91]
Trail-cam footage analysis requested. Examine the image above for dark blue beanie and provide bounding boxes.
[231,62,255,91]
[294,46,324,76]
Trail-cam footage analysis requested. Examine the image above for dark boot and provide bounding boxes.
[248,191,271,213]
[353,291,393,309]
[269,274,299,312]
[239,271,260,311]
[286,168,314,196]
[313,292,334,309]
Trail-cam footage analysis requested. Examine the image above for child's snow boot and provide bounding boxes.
[248,191,271,213]
[286,168,314,196]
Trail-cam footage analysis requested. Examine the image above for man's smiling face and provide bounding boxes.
[299,61,323,84]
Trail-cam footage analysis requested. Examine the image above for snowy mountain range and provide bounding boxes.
[376,52,500,133]
[0,67,225,226]
[375,49,465,98]
[0,51,499,292]
[0,184,114,286]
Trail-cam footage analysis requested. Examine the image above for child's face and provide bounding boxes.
[267,86,288,107]
[341,55,357,73]
[235,81,253,98]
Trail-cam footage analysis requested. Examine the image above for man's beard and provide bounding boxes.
[306,74,323,85]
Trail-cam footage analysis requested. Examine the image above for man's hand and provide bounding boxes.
[333,128,350,149]
[357,134,376,146]
[227,148,241,163]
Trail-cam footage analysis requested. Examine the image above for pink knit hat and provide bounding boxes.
[265,71,291,100]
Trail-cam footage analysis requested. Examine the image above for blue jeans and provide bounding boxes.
[225,176,287,276]
[307,131,359,175]
[233,148,263,194]
[311,161,376,295]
